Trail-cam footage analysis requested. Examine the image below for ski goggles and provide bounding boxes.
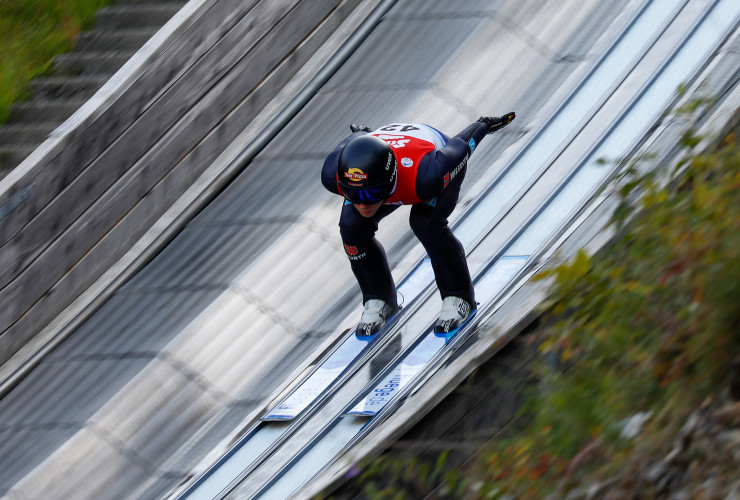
[341,185,389,205]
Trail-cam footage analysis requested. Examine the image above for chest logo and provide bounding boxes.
[401,157,413,168]
[388,139,410,149]
[375,134,411,149]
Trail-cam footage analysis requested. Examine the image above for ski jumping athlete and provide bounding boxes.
[321,113,515,336]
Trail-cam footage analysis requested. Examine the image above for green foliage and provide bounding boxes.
[327,450,466,499]
[0,0,112,122]
[470,130,740,498]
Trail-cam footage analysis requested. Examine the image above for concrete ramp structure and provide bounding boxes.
[0,1,738,499]
[0,0,368,369]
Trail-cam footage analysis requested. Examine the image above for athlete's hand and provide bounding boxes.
[350,124,373,133]
[478,112,515,133]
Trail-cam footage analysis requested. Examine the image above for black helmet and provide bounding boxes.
[337,135,397,204]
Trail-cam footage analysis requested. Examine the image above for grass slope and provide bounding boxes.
[0,0,112,123]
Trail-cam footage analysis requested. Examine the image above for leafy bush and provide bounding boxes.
[334,451,466,500]
[472,128,740,498]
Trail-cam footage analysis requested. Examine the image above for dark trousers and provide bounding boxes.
[338,172,474,307]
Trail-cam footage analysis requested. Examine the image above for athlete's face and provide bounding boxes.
[354,201,384,218]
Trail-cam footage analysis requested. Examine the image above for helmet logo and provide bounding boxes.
[344,168,368,183]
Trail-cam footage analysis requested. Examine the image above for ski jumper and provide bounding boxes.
[321,121,490,308]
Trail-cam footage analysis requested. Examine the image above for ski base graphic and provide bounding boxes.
[261,309,402,422]
[344,309,477,417]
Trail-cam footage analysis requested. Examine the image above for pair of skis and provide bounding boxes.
[262,256,448,422]
[261,306,407,421]
[262,255,528,422]
[261,290,477,421]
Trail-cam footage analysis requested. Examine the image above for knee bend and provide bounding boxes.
[409,211,445,240]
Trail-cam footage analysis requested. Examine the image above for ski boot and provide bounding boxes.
[357,299,397,336]
[434,296,473,334]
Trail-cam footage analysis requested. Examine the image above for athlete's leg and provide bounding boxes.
[409,170,474,305]
[339,201,399,306]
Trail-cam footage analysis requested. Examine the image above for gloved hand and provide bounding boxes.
[350,124,373,133]
[478,112,515,133]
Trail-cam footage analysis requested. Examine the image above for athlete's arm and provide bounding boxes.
[414,121,489,199]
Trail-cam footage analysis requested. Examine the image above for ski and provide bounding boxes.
[261,258,436,421]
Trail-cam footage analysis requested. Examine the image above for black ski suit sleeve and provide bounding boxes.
[321,131,369,195]
[414,121,489,200]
